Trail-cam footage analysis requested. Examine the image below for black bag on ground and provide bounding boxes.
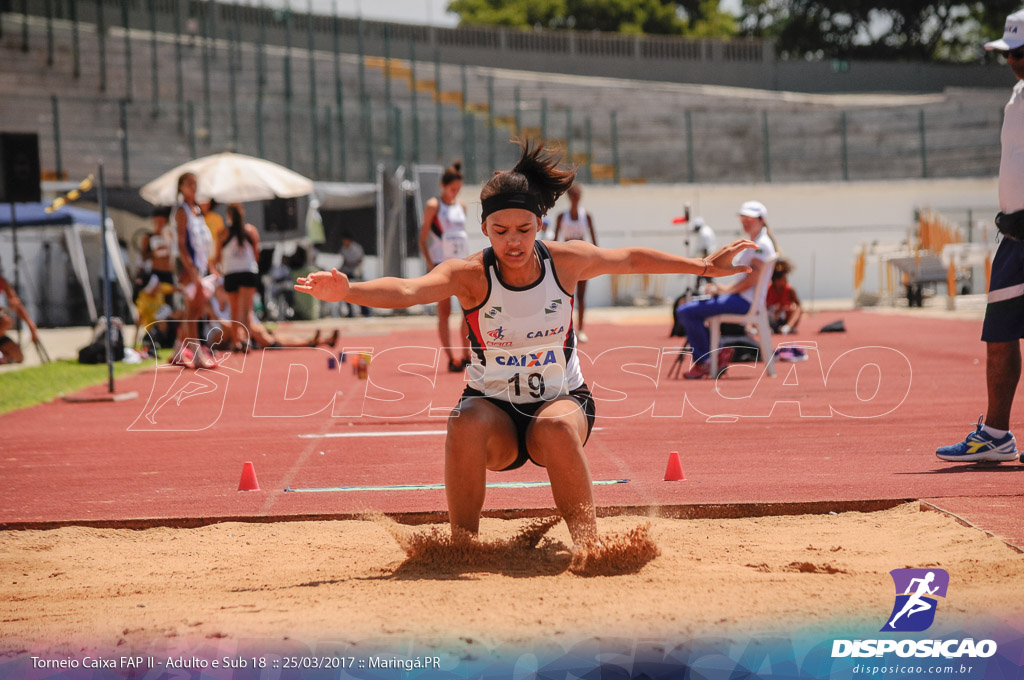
[78,317,125,364]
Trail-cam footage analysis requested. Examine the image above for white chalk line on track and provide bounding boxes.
[299,427,605,439]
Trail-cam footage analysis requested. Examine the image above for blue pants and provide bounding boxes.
[675,294,750,362]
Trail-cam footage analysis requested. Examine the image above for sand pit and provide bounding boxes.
[1,503,1022,658]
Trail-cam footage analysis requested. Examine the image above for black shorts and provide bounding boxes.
[224,271,259,293]
[457,384,596,471]
[152,269,174,285]
[982,238,1024,342]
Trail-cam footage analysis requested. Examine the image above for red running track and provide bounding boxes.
[1,311,1021,548]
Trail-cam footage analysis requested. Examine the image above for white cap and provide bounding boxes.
[986,9,1024,51]
[739,200,767,219]
[691,216,705,230]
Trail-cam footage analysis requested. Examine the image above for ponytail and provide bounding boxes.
[480,139,576,216]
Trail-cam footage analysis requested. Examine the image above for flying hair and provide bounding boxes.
[480,139,576,216]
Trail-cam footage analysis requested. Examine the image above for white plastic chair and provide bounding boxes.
[709,255,778,378]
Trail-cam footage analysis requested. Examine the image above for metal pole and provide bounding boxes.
[685,110,695,183]
[175,2,184,133]
[120,99,130,186]
[122,0,132,100]
[919,108,928,179]
[460,62,467,113]
[51,95,63,179]
[394,106,403,166]
[565,106,572,163]
[285,102,293,169]
[97,0,106,92]
[540,98,548,140]
[338,107,347,180]
[762,110,771,183]
[98,163,114,393]
[230,16,239,150]
[325,105,335,179]
[45,0,54,65]
[20,0,28,52]
[187,100,197,158]
[312,106,320,177]
[384,26,392,139]
[149,0,158,116]
[307,0,316,110]
[256,96,264,158]
[585,116,592,183]
[258,0,267,87]
[284,3,293,102]
[513,86,521,137]
[410,39,419,164]
[9,203,21,345]
[611,111,619,184]
[434,48,442,159]
[487,74,495,172]
[71,0,80,78]
[364,100,374,182]
[463,112,475,183]
[209,0,217,61]
[840,111,849,181]
[202,2,212,132]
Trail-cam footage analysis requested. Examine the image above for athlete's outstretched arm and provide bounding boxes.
[294,259,469,309]
[572,239,757,281]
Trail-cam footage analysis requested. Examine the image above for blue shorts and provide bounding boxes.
[982,238,1024,343]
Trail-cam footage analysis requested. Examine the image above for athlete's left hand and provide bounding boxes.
[705,239,757,277]
[294,268,350,302]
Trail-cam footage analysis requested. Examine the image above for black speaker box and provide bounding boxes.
[0,133,42,204]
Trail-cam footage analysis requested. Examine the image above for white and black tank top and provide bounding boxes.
[464,241,584,404]
[428,200,469,264]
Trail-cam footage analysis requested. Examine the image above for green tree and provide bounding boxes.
[739,0,1021,62]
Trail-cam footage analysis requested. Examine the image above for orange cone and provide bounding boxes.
[238,461,260,491]
[664,451,686,481]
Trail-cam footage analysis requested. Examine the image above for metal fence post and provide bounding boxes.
[685,109,695,183]
[71,0,80,78]
[45,0,54,66]
[97,0,106,92]
[175,2,184,133]
[487,74,495,172]
[762,110,771,182]
[513,86,521,137]
[20,0,28,53]
[840,110,849,181]
[258,0,267,87]
[312,107,320,178]
[919,108,928,178]
[435,48,442,160]
[284,5,293,101]
[188,101,197,158]
[307,0,316,110]
[285,103,293,169]
[208,0,217,61]
[611,111,619,184]
[394,106,403,166]
[541,98,548,140]
[51,95,63,179]
[363,100,375,183]
[383,25,393,138]
[121,0,132,100]
[229,15,239,149]
[202,3,212,132]
[256,96,265,158]
[149,0,158,116]
[565,107,572,162]
[460,62,467,112]
[325,105,334,179]
[463,112,474,182]
[585,116,593,183]
[408,39,420,164]
[332,4,346,178]
[119,99,130,186]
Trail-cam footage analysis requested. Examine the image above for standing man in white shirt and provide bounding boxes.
[937,10,1024,465]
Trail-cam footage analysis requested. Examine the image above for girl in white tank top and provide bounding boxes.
[554,183,597,342]
[297,140,755,556]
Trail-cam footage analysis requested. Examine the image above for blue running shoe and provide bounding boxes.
[936,415,1019,463]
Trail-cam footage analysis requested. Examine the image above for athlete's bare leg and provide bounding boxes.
[445,399,519,536]
[527,397,596,546]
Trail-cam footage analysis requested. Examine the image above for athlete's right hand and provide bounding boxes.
[294,268,350,302]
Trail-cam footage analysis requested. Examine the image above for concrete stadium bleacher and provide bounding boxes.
[0,8,1009,190]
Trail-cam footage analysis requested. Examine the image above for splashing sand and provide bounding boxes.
[375,513,659,577]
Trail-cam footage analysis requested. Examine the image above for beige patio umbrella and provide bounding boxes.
[139,152,314,205]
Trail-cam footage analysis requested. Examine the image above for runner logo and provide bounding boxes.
[882,568,948,632]
[487,326,506,340]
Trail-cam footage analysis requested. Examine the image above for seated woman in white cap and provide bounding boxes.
[675,200,777,379]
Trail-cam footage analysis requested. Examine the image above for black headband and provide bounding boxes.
[480,192,542,220]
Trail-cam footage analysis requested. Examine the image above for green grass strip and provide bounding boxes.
[0,352,168,416]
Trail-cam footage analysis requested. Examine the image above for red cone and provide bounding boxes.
[238,461,260,491]
[664,451,686,481]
